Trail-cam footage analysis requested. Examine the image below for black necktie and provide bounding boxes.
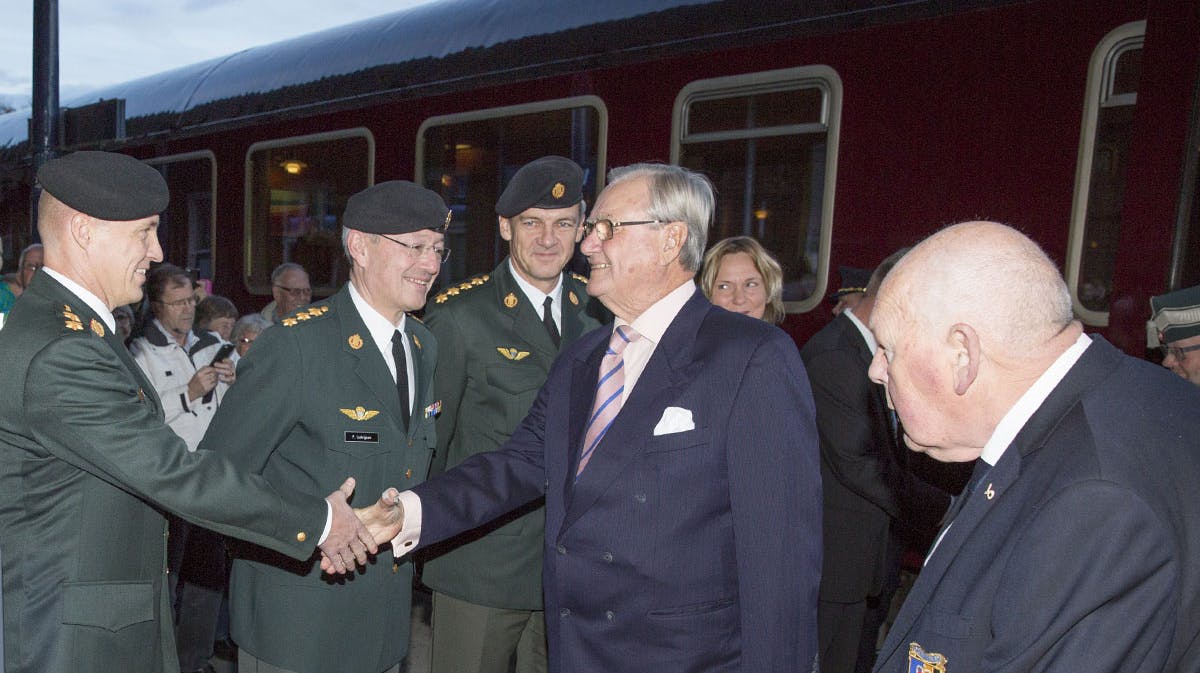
[542,296,561,348]
[392,330,410,430]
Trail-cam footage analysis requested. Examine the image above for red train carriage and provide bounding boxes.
[0,0,1196,353]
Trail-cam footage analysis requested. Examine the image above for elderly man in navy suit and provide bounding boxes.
[868,222,1200,673]
[365,163,822,673]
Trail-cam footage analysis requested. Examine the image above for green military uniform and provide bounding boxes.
[0,272,324,673]
[421,261,605,611]
[201,285,438,673]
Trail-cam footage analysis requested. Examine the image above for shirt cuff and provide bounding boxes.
[317,501,332,545]
[389,489,423,555]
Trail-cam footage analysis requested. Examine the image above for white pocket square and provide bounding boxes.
[653,406,695,436]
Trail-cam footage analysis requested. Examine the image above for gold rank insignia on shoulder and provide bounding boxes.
[64,319,83,331]
[413,335,422,350]
[568,291,579,306]
[90,319,105,337]
[552,182,566,199]
[62,308,83,331]
[348,333,364,350]
[908,642,947,673]
[497,347,530,361]
[307,307,324,317]
[504,292,518,309]
[295,312,310,321]
[340,406,380,421]
[570,272,588,284]
[471,275,488,286]
[281,318,299,327]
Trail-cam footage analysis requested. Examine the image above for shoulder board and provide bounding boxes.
[570,272,588,285]
[279,303,332,328]
[408,314,424,325]
[56,303,107,337]
[433,273,490,304]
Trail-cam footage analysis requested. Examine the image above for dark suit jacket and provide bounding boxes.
[0,272,323,673]
[411,289,822,673]
[874,337,1200,673]
[421,262,605,610]
[801,314,947,605]
[201,285,439,673]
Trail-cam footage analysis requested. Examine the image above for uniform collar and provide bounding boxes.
[41,266,115,333]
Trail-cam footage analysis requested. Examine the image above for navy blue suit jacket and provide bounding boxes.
[874,337,1200,673]
[413,289,822,673]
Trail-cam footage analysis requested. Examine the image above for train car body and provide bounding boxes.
[0,0,1196,353]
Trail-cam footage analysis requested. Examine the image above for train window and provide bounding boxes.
[244,129,374,297]
[146,152,215,281]
[416,96,606,288]
[672,66,842,314]
[1067,21,1145,326]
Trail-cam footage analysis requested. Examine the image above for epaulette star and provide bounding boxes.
[433,273,490,304]
[280,304,331,327]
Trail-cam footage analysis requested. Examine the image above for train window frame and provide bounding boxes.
[242,127,375,297]
[1066,20,1145,327]
[414,95,608,285]
[144,150,217,281]
[670,65,842,315]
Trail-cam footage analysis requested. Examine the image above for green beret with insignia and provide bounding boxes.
[1151,284,1200,343]
[37,150,168,221]
[343,180,451,234]
[495,156,584,217]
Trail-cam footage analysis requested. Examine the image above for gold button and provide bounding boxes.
[296,531,307,542]
[392,563,399,573]
[405,468,413,479]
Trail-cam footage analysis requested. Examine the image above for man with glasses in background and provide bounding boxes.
[260,262,312,324]
[130,262,238,673]
[1151,284,1200,386]
[200,181,451,673]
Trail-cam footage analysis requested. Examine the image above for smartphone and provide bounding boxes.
[210,343,236,366]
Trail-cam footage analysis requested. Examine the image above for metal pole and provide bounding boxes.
[30,0,59,240]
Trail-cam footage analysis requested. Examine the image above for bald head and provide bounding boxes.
[868,221,1081,461]
[879,221,1073,359]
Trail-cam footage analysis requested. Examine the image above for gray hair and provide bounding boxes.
[270,262,307,284]
[606,164,713,271]
[231,313,271,342]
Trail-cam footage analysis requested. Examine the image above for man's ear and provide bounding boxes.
[660,221,687,264]
[69,212,92,250]
[345,229,369,266]
[498,216,513,242]
[950,322,981,396]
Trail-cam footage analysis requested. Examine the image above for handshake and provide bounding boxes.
[317,477,407,574]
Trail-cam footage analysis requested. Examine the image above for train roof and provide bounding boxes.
[0,0,1014,156]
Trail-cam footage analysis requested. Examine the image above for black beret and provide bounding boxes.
[343,181,451,234]
[495,156,584,217]
[1151,284,1200,343]
[37,151,168,221]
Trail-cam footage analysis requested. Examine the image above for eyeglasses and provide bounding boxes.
[581,219,665,242]
[274,284,312,299]
[238,336,256,345]
[157,296,197,308]
[1160,343,1200,360]
[378,235,451,263]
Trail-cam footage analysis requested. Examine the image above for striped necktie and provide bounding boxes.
[576,326,641,479]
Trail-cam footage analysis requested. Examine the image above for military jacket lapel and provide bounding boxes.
[336,289,407,426]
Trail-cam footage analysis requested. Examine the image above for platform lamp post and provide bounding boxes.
[29,0,60,240]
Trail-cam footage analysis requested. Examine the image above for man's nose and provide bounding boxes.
[868,350,888,385]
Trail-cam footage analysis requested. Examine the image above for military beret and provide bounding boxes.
[495,156,584,217]
[343,181,451,234]
[831,266,871,300]
[1151,284,1200,343]
[37,151,168,221]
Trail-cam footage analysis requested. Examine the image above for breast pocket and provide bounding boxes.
[644,426,709,454]
[486,363,546,430]
[330,411,393,458]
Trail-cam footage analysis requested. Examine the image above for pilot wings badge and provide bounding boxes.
[496,347,531,361]
[907,642,947,673]
[339,406,381,421]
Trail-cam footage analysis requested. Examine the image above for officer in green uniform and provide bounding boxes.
[200,181,451,673]
[0,151,383,673]
[421,156,608,673]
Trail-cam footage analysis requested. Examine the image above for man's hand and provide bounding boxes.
[320,488,404,574]
[186,365,221,401]
[318,477,379,575]
[211,359,236,387]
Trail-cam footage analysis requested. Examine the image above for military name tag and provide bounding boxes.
[344,431,379,443]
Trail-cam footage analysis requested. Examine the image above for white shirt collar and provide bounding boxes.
[624,280,696,345]
[41,266,116,333]
[507,258,563,324]
[348,279,406,348]
[844,307,877,353]
[979,333,1092,466]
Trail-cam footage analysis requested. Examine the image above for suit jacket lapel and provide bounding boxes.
[562,291,707,531]
[336,288,406,425]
